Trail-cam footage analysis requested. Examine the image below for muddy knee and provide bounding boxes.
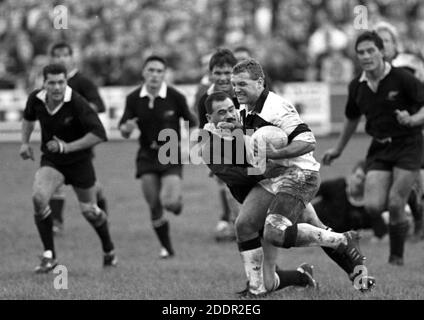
[264,214,298,248]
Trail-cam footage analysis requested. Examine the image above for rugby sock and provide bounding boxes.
[153,219,174,255]
[389,221,409,258]
[92,220,114,253]
[238,237,266,294]
[295,223,347,249]
[49,198,65,225]
[34,206,56,258]
[322,247,352,275]
[274,268,309,290]
[372,215,388,238]
[219,188,230,222]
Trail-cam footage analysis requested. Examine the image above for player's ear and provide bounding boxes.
[206,114,212,122]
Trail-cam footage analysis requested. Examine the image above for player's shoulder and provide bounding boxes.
[390,66,418,81]
[127,86,142,99]
[166,85,186,99]
[27,88,43,100]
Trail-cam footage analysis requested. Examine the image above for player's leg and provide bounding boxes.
[50,185,66,235]
[32,166,64,272]
[387,167,418,265]
[215,179,239,241]
[70,158,116,266]
[95,181,108,214]
[407,175,423,241]
[364,168,392,239]
[73,185,116,266]
[261,239,317,293]
[160,171,183,215]
[235,185,273,296]
[142,173,174,258]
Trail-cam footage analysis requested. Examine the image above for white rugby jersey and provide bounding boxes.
[239,90,320,172]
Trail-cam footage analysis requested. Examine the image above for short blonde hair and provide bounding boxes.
[373,21,399,47]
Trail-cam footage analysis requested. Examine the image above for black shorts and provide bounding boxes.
[366,134,423,171]
[135,148,182,178]
[41,156,96,189]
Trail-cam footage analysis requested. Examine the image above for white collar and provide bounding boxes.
[36,86,72,115]
[67,68,78,79]
[206,84,215,95]
[203,122,234,140]
[139,82,167,98]
[359,62,391,83]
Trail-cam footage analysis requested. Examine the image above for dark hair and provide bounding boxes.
[143,55,167,69]
[209,48,237,71]
[205,91,232,115]
[43,63,67,81]
[232,58,265,80]
[355,31,384,52]
[50,42,73,56]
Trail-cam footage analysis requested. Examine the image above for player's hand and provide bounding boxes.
[19,143,34,161]
[120,118,138,138]
[322,148,341,166]
[46,136,67,154]
[253,140,280,159]
[395,109,413,127]
[217,121,235,130]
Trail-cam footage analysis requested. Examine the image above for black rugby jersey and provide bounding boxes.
[345,66,424,139]
[68,70,106,113]
[23,87,107,165]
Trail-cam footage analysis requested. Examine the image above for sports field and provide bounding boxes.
[1,134,424,300]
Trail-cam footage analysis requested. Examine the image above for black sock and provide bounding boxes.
[49,198,65,224]
[389,221,409,258]
[321,247,352,276]
[153,220,174,255]
[372,215,388,239]
[34,210,56,258]
[275,268,308,290]
[219,189,230,222]
[91,220,115,253]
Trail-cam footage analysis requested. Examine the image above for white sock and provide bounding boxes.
[297,223,347,249]
[43,250,53,259]
[240,247,266,294]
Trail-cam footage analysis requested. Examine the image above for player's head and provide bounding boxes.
[231,58,265,106]
[43,63,67,103]
[209,48,237,93]
[205,91,237,126]
[374,22,399,62]
[347,160,366,196]
[355,31,385,72]
[234,46,251,62]
[142,55,167,91]
[50,42,74,71]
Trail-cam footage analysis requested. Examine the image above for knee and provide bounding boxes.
[263,214,297,248]
[365,201,385,218]
[388,194,405,213]
[161,196,182,214]
[80,202,107,227]
[32,191,49,214]
[234,214,259,240]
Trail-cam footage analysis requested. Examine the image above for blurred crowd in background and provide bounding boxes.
[1,0,424,91]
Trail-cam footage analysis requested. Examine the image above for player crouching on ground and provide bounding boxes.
[20,63,117,273]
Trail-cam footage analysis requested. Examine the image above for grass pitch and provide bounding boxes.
[1,135,424,300]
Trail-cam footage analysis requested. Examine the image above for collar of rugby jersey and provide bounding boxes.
[246,87,269,115]
[67,68,78,79]
[36,86,72,116]
[139,82,167,99]
[359,62,392,91]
